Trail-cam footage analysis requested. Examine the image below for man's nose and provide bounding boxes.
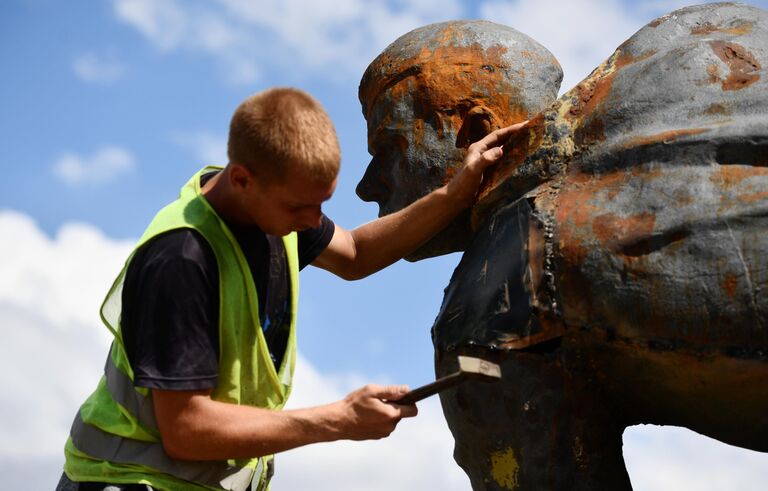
[356,159,389,203]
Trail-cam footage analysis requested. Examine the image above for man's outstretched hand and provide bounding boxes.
[446,121,529,209]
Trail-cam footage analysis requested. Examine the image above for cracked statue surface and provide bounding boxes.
[357,3,768,490]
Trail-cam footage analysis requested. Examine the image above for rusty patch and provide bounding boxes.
[554,174,624,261]
[567,69,615,120]
[575,117,606,147]
[709,40,761,91]
[704,64,721,85]
[615,49,657,70]
[709,165,762,189]
[520,49,549,62]
[477,112,547,199]
[722,273,739,299]
[591,212,657,250]
[703,103,732,117]
[624,128,710,149]
[361,24,529,128]
[553,178,605,322]
[737,191,768,204]
[691,21,753,36]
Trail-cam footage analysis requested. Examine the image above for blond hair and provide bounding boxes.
[228,87,340,184]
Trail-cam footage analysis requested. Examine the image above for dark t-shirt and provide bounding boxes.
[120,202,335,391]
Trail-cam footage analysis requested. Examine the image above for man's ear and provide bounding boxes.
[455,106,499,149]
[229,163,253,191]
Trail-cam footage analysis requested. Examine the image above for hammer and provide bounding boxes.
[393,356,502,405]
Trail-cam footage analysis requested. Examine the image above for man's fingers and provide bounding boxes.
[476,120,528,150]
[394,403,418,418]
[480,146,504,165]
[380,384,410,400]
[366,384,418,415]
[363,383,409,400]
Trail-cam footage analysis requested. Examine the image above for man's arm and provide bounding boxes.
[312,123,526,280]
[153,383,416,460]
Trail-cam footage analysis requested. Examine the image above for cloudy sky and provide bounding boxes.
[2,0,768,489]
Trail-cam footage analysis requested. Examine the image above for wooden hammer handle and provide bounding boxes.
[391,372,465,405]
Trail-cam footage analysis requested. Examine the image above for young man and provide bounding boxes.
[57,87,519,491]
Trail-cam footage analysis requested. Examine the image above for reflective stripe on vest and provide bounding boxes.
[94,350,271,490]
[103,351,158,432]
[70,414,265,491]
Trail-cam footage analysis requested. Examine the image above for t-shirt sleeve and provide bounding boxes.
[121,229,220,391]
[297,213,335,270]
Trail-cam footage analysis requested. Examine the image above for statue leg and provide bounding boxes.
[437,345,632,491]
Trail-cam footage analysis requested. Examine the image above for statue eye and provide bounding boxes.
[374,133,408,160]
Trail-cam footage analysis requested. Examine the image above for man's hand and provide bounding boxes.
[331,384,418,440]
[446,121,529,209]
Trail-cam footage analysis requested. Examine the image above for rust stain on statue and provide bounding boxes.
[691,21,753,36]
[709,40,761,90]
[361,25,529,136]
[567,69,615,120]
[591,212,657,250]
[709,165,761,189]
[737,190,768,204]
[575,117,606,146]
[704,103,732,116]
[704,64,722,85]
[615,48,657,70]
[710,167,768,211]
[624,128,710,148]
[722,273,739,299]
[555,177,609,263]
[477,113,546,197]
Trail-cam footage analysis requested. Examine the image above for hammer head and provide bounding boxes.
[457,355,502,381]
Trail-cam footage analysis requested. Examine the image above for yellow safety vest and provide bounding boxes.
[63,167,299,491]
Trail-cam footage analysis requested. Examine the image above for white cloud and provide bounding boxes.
[171,130,228,166]
[52,146,136,185]
[479,0,639,93]
[72,53,126,83]
[624,425,768,490]
[112,0,464,85]
[0,211,132,462]
[113,0,188,51]
[1,209,766,490]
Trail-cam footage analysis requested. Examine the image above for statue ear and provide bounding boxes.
[455,106,498,149]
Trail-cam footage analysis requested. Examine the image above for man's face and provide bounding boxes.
[248,169,337,236]
[356,86,471,258]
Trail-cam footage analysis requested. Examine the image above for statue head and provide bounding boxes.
[357,20,563,260]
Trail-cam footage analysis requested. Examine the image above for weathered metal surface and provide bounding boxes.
[434,198,565,351]
[359,3,768,490]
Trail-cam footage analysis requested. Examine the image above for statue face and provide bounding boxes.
[357,82,472,258]
[357,90,452,217]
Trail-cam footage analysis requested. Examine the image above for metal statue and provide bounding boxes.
[357,3,768,489]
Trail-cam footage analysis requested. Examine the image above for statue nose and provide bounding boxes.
[356,158,389,204]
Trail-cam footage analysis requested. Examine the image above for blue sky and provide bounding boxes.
[2,0,768,489]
